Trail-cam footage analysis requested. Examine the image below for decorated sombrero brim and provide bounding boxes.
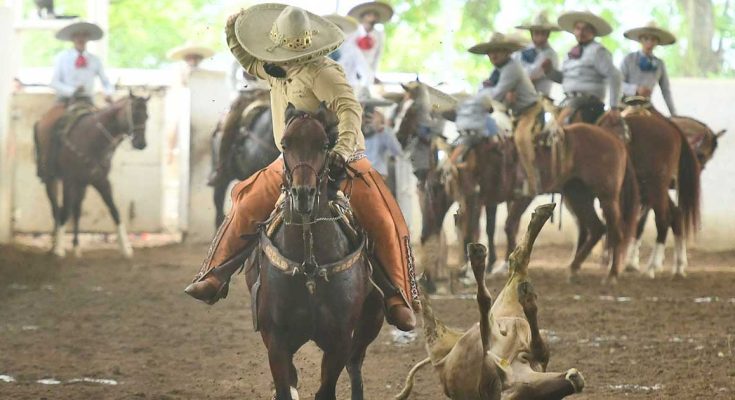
[401,81,458,113]
[234,3,344,65]
[558,10,613,37]
[323,14,359,34]
[55,21,103,41]
[624,22,676,46]
[516,11,561,31]
[469,32,525,54]
[167,43,215,61]
[348,1,394,24]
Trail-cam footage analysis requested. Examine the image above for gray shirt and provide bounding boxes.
[620,51,676,115]
[548,41,622,107]
[365,127,403,176]
[488,58,539,114]
[513,44,558,96]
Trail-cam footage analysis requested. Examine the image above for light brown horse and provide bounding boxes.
[34,93,151,258]
[598,111,701,278]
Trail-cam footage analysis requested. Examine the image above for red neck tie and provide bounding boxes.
[75,53,87,68]
[356,35,375,50]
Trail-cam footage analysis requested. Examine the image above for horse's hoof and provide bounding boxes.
[53,247,66,258]
[490,261,509,278]
[672,272,687,280]
[644,268,656,279]
[624,264,640,273]
[122,247,134,259]
[73,247,83,258]
[567,272,581,285]
[271,387,299,400]
[602,276,618,286]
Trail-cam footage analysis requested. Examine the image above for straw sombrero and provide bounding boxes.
[381,91,407,103]
[167,42,215,61]
[348,1,394,24]
[558,10,613,37]
[624,21,676,46]
[516,11,561,32]
[401,81,458,113]
[468,32,525,54]
[233,4,344,65]
[323,14,359,34]
[360,96,395,108]
[55,21,103,41]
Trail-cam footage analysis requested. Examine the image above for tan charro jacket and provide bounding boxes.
[226,22,365,161]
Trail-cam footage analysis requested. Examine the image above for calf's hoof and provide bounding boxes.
[565,368,585,393]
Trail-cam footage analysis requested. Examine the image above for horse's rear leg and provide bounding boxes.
[563,185,605,282]
[599,198,623,285]
[645,189,671,278]
[46,180,67,257]
[92,179,133,258]
[213,181,229,228]
[625,206,650,272]
[346,292,383,400]
[668,196,688,278]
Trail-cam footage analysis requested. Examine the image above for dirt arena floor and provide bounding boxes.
[1,240,733,399]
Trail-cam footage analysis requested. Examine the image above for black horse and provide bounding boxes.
[244,104,383,400]
[211,95,279,227]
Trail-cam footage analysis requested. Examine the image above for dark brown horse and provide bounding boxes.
[210,91,279,227]
[245,104,382,400]
[598,111,701,278]
[445,122,640,284]
[35,92,150,258]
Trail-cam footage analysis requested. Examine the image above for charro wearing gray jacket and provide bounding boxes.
[621,22,678,115]
[544,10,622,123]
[514,11,562,97]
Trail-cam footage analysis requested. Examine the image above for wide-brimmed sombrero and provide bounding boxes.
[558,10,613,37]
[516,11,561,32]
[348,1,394,24]
[323,14,359,34]
[167,42,215,61]
[624,21,676,46]
[233,3,344,65]
[55,21,103,41]
[401,81,458,113]
[468,32,525,54]
[360,96,395,108]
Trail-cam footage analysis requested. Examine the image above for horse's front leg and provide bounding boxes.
[91,178,133,258]
[264,333,298,400]
[315,336,352,400]
[71,183,88,257]
[45,180,62,255]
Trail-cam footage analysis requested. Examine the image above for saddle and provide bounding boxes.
[45,99,97,177]
[559,93,605,124]
[621,95,653,118]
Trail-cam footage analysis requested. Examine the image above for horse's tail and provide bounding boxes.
[677,129,701,236]
[619,156,640,244]
[393,357,431,400]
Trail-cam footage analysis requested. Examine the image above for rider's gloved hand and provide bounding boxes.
[327,151,346,198]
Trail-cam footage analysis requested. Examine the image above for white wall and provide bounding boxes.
[0,7,14,243]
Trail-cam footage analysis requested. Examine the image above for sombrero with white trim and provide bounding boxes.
[55,21,103,41]
[468,32,525,54]
[323,14,359,34]
[516,11,561,32]
[348,1,394,24]
[558,10,613,37]
[624,21,676,46]
[167,42,215,61]
[401,81,458,113]
[233,3,344,65]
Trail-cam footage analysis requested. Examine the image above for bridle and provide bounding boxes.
[95,97,145,144]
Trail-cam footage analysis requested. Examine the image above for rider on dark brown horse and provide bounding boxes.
[620,22,677,115]
[186,4,418,331]
[470,32,543,196]
[36,21,114,182]
[543,11,622,124]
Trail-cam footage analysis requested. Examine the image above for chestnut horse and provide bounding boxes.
[598,111,701,278]
[245,104,382,400]
[34,93,150,258]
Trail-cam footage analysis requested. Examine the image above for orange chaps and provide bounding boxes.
[35,102,66,179]
[195,157,419,310]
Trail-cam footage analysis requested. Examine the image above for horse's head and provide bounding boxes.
[281,102,331,216]
[116,90,151,150]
